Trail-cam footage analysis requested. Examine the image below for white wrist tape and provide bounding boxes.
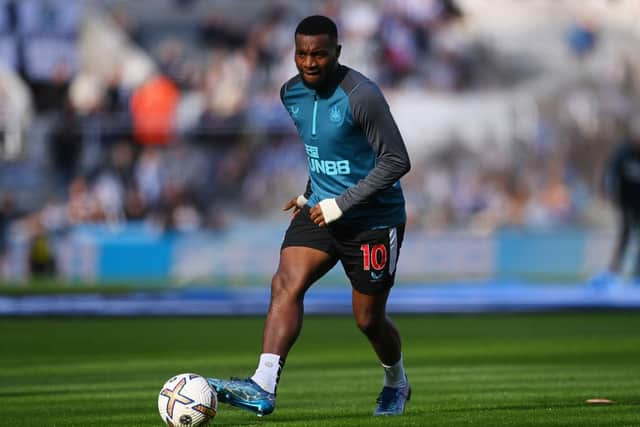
[318,198,343,224]
[296,195,308,208]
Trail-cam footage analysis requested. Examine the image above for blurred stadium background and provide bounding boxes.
[1,0,640,314]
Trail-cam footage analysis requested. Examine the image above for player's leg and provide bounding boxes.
[208,206,337,416]
[337,224,410,415]
[632,217,640,284]
[352,288,410,416]
[262,246,337,357]
[352,288,401,366]
[256,245,337,383]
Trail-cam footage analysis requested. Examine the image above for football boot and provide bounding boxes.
[373,379,411,416]
[207,377,275,417]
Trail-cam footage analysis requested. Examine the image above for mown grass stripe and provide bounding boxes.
[2,313,639,426]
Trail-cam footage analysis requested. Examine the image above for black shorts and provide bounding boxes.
[281,206,405,295]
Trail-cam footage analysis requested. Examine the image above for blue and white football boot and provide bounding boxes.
[373,379,411,416]
[207,377,275,417]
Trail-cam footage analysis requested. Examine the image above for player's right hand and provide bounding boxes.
[283,195,307,217]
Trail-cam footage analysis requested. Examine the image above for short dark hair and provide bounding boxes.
[295,15,338,41]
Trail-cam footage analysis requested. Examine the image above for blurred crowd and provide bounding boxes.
[0,0,474,232]
[0,0,639,277]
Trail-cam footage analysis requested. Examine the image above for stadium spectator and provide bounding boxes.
[123,186,147,221]
[567,17,599,59]
[17,0,82,112]
[27,215,56,278]
[49,101,83,191]
[591,126,640,288]
[66,176,105,224]
[130,74,179,145]
[0,191,16,277]
[134,146,163,208]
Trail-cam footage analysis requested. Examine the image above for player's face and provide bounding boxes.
[294,33,341,90]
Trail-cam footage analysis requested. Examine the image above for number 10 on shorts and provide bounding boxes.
[360,244,387,271]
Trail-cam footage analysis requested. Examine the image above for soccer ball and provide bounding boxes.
[158,373,217,426]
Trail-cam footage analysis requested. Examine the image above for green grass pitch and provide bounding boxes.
[1,312,640,426]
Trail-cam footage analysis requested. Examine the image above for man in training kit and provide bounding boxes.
[592,129,640,288]
[208,15,412,417]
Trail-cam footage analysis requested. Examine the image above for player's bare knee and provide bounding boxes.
[271,270,305,301]
[355,313,385,337]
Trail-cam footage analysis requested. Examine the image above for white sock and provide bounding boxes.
[382,354,407,388]
[251,353,283,394]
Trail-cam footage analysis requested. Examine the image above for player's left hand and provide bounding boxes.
[310,198,342,227]
[309,204,326,226]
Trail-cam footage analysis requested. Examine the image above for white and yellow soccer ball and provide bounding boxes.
[158,373,217,426]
